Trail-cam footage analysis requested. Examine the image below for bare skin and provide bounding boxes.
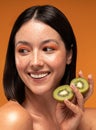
[0,74,95,130]
[0,20,95,130]
[22,72,95,130]
[0,97,96,130]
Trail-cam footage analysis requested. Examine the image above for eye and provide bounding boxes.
[18,48,29,53]
[43,47,54,52]
[43,43,58,53]
[16,45,30,55]
[19,49,29,53]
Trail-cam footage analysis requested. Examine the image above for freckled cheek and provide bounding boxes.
[46,54,67,69]
[15,57,27,71]
[47,54,67,82]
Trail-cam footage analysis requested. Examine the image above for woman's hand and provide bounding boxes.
[78,70,94,102]
[55,71,94,130]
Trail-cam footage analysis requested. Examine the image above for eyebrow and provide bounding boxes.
[15,41,31,47]
[15,39,59,47]
[41,39,59,45]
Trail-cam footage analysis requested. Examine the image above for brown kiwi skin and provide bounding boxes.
[53,77,89,102]
[53,85,74,102]
[70,77,89,96]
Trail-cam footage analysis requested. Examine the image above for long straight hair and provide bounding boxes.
[3,5,77,104]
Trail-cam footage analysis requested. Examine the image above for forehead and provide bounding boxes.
[15,20,63,43]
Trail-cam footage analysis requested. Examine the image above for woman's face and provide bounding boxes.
[15,20,72,95]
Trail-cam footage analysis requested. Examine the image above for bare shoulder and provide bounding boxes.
[84,108,96,119]
[79,108,96,130]
[0,100,33,130]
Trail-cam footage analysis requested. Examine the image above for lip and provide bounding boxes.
[28,71,50,79]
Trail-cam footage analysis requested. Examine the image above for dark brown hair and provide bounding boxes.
[3,5,77,104]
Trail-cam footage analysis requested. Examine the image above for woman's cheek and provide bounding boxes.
[15,56,26,71]
[45,53,67,68]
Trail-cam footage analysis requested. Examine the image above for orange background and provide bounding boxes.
[0,0,96,107]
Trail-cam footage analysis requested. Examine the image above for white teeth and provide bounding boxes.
[30,73,48,79]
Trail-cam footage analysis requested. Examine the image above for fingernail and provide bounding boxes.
[64,99,69,103]
[88,74,92,79]
[79,70,83,74]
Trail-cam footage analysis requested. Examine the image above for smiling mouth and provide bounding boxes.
[30,72,50,79]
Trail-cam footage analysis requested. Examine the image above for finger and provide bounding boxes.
[78,70,84,78]
[70,84,84,110]
[64,99,84,115]
[77,71,94,102]
[56,102,66,110]
[84,74,94,101]
[88,74,94,93]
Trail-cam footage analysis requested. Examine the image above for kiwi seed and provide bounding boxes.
[53,85,74,102]
[70,77,89,94]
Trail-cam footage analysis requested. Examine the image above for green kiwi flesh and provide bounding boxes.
[53,85,74,102]
[70,77,89,94]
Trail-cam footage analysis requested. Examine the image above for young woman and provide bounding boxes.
[0,5,95,130]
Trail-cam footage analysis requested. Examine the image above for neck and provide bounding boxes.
[22,87,57,119]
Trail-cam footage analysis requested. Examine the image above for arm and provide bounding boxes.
[0,101,33,130]
[56,72,94,130]
[0,114,33,130]
[56,85,84,130]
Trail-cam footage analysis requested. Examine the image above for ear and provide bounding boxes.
[66,49,73,65]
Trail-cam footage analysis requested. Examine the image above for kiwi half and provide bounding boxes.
[70,77,89,94]
[53,85,74,102]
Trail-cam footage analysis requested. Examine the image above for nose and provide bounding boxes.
[29,50,44,70]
